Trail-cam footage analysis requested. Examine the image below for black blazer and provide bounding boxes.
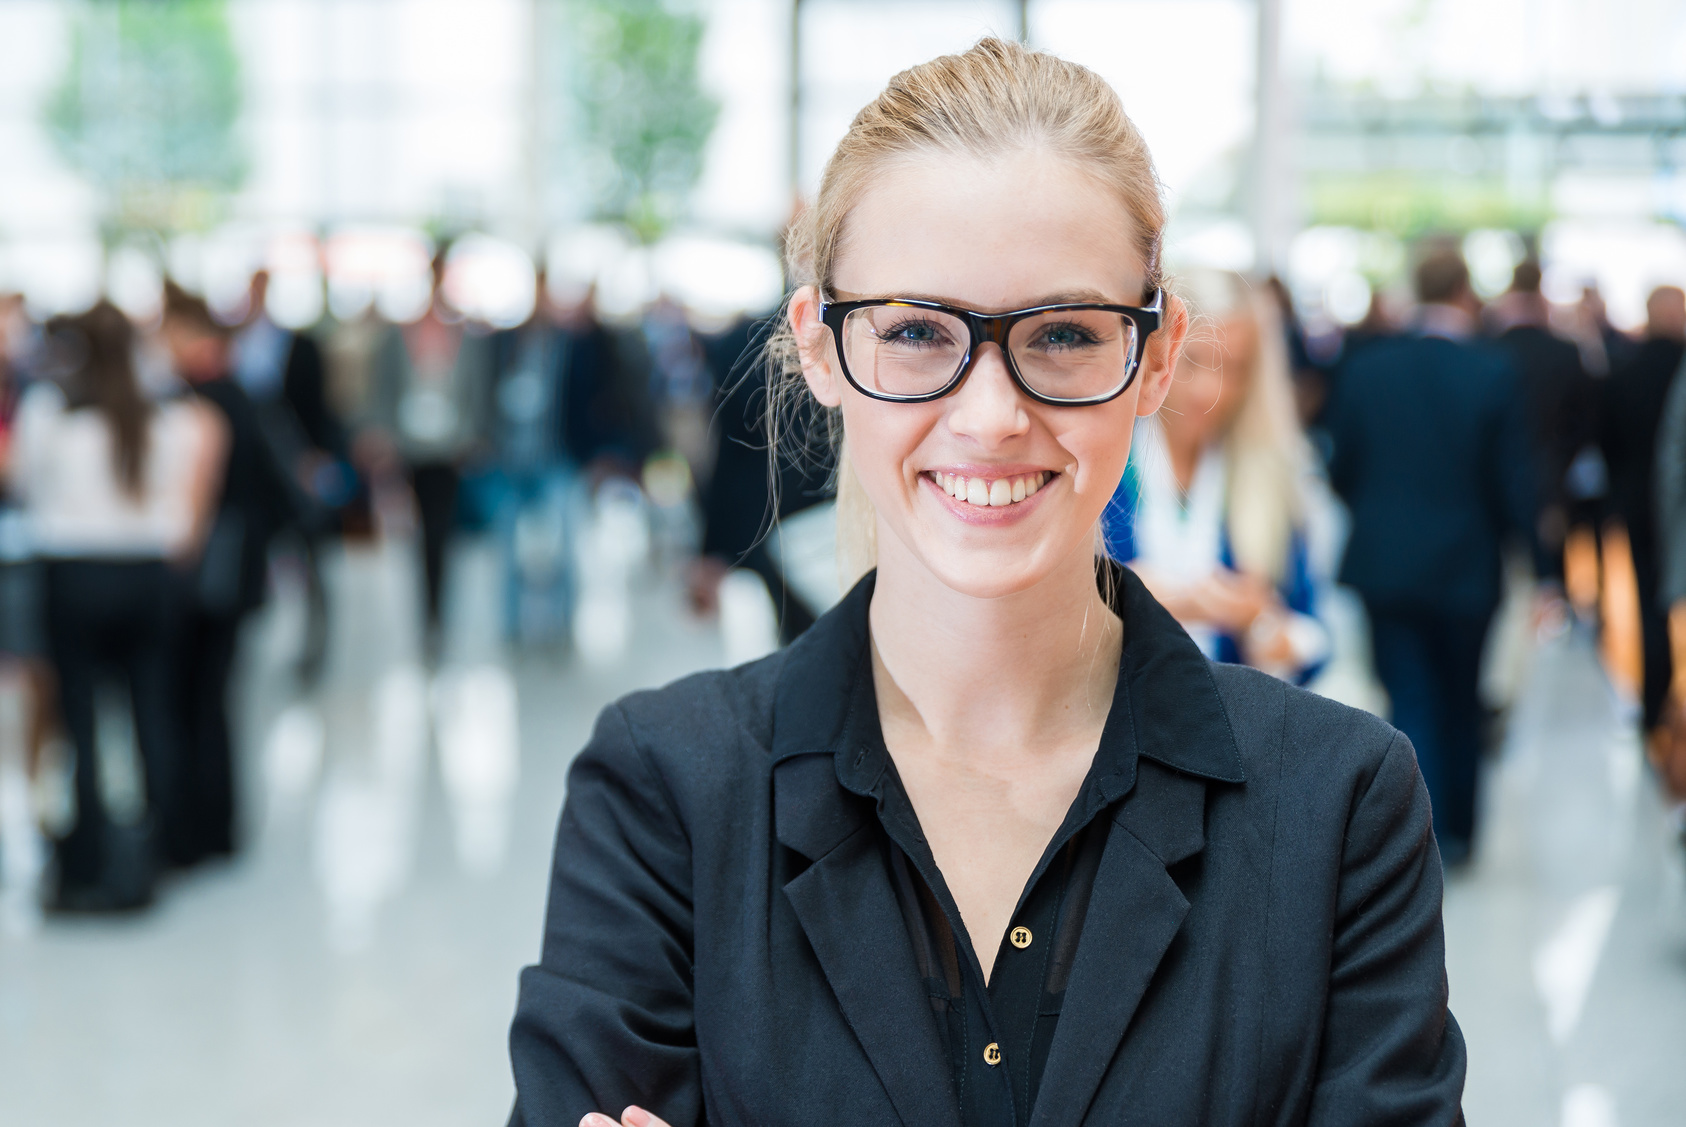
[509,568,1465,1125]
[1324,332,1536,616]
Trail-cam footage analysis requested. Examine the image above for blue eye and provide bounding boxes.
[1034,322,1100,351]
[879,319,952,348]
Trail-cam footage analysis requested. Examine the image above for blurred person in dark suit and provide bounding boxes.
[1628,289,1686,742]
[363,251,493,661]
[689,314,835,642]
[1574,283,1639,378]
[548,286,656,478]
[486,274,624,645]
[232,270,352,682]
[163,284,299,864]
[9,302,225,906]
[1323,250,1537,866]
[1489,259,1595,586]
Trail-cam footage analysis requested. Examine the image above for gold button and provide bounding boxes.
[983,1042,1002,1067]
[1010,926,1033,949]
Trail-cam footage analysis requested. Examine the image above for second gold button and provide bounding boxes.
[983,1042,1002,1066]
[1010,926,1032,949]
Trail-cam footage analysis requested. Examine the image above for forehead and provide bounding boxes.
[832,148,1145,311]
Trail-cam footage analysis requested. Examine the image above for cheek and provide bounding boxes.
[839,397,936,491]
[1050,406,1135,502]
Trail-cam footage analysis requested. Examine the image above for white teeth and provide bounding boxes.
[937,472,1055,507]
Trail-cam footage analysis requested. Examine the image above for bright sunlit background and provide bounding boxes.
[4,3,1686,1126]
[5,0,1682,328]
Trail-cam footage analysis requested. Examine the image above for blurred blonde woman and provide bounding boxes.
[1103,270,1329,682]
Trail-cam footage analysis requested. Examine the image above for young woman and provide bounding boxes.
[10,301,225,908]
[1103,269,1331,683]
[510,40,1464,1127]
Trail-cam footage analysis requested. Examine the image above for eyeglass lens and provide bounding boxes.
[840,305,1139,401]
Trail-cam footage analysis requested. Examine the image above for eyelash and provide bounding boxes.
[877,318,953,346]
[1032,323,1103,348]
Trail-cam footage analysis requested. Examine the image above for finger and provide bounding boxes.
[621,1106,673,1127]
[581,1115,619,1127]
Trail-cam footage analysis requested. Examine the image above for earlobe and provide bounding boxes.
[789,284,842,408]
[1134,294,1189,418]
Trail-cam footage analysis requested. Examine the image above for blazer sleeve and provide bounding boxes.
[1306,732,1467,1125]
[508,704,702,1127]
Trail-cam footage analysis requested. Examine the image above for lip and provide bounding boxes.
[925,462,1057,479]
[920,466,1060,525]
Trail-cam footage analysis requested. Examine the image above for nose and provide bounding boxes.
[946,343,1030,447]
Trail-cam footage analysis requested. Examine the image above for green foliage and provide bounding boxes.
[44,0,245,239]
[1306,171,1550,242]
[570,0,720,244]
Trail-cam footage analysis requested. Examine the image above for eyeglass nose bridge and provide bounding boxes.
[954,310,1023,384]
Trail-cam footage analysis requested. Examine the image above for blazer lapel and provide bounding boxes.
[766,573,958,1127]
[1029,760,1211,1127]
[774,752,963,1127]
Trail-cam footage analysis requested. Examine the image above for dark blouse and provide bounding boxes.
[842,654,1115,1127]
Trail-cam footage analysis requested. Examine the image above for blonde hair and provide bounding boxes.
[1175,270,1311,583]
[763,37,1169,588]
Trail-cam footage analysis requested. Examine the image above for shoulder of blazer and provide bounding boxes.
[604,649,791,799]
[1207,660,1400,791]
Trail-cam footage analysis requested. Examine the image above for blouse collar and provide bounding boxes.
[769,560,1245,803]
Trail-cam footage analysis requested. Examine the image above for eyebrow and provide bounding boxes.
[835,288,1128,310]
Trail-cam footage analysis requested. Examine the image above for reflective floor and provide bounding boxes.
[1,538,1683,1126]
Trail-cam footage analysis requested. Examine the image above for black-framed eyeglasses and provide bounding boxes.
[819,289,1162,406]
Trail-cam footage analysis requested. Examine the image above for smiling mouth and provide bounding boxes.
[927,471,1055,508]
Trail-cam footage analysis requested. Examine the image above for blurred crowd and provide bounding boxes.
[1,234,1684,914]
[1106,251,1686,869]
[0,246,820,916]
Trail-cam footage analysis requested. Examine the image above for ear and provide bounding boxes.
[788,285,842,408]
[1132,292,1189,418]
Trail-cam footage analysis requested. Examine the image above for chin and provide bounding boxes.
[913,541,1066,601]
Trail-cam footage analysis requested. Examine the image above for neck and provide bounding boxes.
[868,527,1122,762]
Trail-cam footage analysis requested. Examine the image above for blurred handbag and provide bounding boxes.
[195,510,246,615]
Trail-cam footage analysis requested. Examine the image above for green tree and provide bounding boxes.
[571,0,720,244]
[44,0,245,241]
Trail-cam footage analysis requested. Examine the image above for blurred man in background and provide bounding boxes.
[162,285,297,865]
[1323,250,1537,867]
[486,273,594,646]
[362,252,493,662]
[690,314,834,643]
[1604,287,1684,738]
[232,270,350,682]
[1490,259,1595,590]
[1632,290,1686,765]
